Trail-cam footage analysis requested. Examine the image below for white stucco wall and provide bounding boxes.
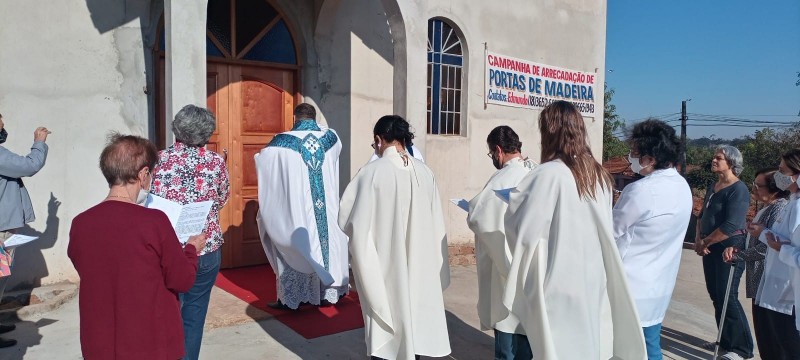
[420,0,608,243]
[0,0,158,288]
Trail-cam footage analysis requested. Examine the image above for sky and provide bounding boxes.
[606,0,800,140]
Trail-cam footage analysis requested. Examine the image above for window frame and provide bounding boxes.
[427,18,466,136]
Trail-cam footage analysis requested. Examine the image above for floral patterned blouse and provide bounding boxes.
[151,142,230,255]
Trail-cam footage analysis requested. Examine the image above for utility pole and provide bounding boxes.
[680,100,688,176]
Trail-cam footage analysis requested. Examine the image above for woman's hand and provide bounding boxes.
[747,222,764,239]
[694,238,710,256]
[187,234,208,254]
[765,232,784,252]
[722,247,738,263]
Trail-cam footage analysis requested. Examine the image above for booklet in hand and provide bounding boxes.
[145,194,213,244]
[450,199,470,212]
[493,188,514,204]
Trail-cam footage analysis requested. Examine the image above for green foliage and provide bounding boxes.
[602,84,629,161]
[685,146,716,189]
[684,124,800,191]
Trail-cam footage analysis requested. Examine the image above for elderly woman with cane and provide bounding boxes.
[694,145,753,360]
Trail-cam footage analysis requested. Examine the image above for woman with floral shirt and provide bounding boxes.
[151,105,230,360]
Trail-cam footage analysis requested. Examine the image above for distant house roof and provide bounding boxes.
[603,156,635,177]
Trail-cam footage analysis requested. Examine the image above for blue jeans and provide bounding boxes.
[180,249,221,360]
[494,330,532,360]
[643,323,663,360]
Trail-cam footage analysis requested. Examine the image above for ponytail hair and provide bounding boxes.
[374,115,415,151]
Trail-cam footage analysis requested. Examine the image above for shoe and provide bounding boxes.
[0,324,14,334]
[266,300,293,310]
[718,352,744,360]
[0,337,16,348]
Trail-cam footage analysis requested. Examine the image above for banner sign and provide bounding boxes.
[485,51,597,116]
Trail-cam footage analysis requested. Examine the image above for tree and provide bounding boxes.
[602,84,629,161]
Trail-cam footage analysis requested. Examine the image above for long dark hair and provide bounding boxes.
[374,115,415,155]
[539,101,613,200]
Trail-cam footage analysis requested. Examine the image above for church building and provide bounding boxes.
[0,0,607,287]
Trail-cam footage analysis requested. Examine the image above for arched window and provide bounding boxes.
[427,18,464,135]
[157,0,297,65]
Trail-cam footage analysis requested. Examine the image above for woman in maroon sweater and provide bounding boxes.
[68,134,207,360]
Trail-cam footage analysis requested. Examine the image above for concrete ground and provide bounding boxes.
[0,249,761,359]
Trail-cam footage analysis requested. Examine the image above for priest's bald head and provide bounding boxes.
[293,103,317,122]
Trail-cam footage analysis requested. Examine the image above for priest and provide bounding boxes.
[255,103,349,309]
[339,115,451,360]
[467,126,535,360]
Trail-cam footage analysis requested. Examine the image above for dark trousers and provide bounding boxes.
[494,330,532,360]
[752,300,800,359]
[702,250,753,357]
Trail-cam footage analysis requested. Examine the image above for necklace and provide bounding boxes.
[106,194,132,202]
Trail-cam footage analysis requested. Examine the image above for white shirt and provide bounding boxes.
[757,194,800,315]
[612,168,693,326]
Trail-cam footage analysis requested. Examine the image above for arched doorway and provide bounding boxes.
[156,0,300,268]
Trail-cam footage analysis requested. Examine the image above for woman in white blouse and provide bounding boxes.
[612,119,693,360]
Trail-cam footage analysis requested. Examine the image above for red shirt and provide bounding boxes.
[68,201,198,360]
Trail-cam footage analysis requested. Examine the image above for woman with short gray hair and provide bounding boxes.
[695,145,754,359]
[151,104,230,360]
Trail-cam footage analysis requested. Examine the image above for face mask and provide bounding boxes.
[0,129,7,144]
[774,171,797,191]
[628,154,646,174]
[136,189,149,205]
[491,153,502,170]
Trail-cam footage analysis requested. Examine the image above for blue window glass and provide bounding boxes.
[242,19,297,64]
[427,19,464,135]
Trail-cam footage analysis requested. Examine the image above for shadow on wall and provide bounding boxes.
[83,0,162,139]
[7,194,61,291]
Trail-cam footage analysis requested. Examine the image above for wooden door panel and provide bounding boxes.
[225,65,294,268]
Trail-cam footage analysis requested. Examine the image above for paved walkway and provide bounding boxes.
[0,249,760,359]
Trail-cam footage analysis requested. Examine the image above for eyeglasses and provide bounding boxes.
[486,151,493,158]
[753,182,768,190]
[371,143,376,149]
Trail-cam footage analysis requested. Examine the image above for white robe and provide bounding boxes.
[503,160,646,360]
[255,121,349,308]
[339,146,451,360]
[467,157,533,333]
[368,145,425,163]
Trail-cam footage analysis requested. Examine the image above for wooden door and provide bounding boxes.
[210,63,295,268]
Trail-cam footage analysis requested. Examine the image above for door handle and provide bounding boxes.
[223,148,228,162]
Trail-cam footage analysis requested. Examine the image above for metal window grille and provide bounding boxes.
[427,19,464,135]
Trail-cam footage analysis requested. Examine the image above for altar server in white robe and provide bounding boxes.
[339,115,451,360]
[467,125,535,360]
[255,103,349,310]
[503,100,647,360]
[612,119,692,360]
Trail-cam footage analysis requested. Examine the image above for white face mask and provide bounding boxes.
[628,154,650,175]
[774,171,797,191]
[136,189,149,205]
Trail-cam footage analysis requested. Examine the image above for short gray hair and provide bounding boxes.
[716,145,744,176]
[172,105,216,146]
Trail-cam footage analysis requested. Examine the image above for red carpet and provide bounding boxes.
[215,265,365,339]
